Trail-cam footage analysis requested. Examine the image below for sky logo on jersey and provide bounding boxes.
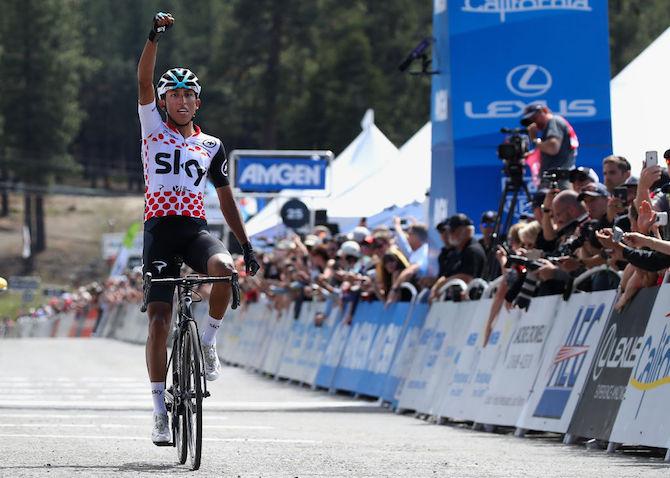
[533,303,606,419]
[236,157,328,193]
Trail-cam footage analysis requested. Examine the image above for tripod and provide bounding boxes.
[485,174,531,279]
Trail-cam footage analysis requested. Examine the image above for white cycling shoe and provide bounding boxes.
[203,344,222,381]
[151,412,171,445]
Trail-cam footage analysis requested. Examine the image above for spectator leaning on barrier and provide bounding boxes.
[429,214,486,302]
[388,218,429,303]
[521,103,577,179]
[602,155,631,193]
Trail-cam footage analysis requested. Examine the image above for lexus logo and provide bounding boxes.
[506,64,552,97]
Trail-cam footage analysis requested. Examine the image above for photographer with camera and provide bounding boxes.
[521,104,578,184]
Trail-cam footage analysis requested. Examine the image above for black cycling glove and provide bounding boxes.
[242,242,260,277]
[149,12,173,42]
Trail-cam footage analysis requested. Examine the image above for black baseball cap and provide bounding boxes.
[446,213,474,230]
[520,103,545,127]
[577,182,609,201]
[480,210,497,225]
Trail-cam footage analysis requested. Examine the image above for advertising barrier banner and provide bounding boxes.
[331,302,385,393]
[356,302,412,398]
[383,302,430,405]
[609,284,670,447]
[517,290,615,434]
[314,305,350,390]
[475,296,560,427]
[436,298,494,420]
[415,301,479,415]
[296,300,338,385]
[567,286,659,442]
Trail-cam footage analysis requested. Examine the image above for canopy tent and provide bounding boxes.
[245,110,402,239]
[611,27,670,174]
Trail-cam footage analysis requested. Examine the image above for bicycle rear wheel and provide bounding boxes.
[175,334,188,465]
[182,320,203,470]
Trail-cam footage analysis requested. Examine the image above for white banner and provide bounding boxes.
[260,306,294,375]
[609,284,670,448]
[474,295,560,427]
[516,290,615,433]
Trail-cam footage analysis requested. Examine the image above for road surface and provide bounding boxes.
[0,338,667,477]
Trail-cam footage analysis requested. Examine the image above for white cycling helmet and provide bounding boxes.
[156,68,201,98]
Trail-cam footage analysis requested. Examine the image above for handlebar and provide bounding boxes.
[141,271,241,313]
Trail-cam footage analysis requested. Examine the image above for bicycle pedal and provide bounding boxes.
[204,391,210,398]
[153,441,173,447]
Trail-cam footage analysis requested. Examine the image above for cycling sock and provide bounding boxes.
[201,315,222,346]
[151,382,167,414]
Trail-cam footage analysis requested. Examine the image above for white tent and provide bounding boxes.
[611,27,670,174]
[245,110,402,238]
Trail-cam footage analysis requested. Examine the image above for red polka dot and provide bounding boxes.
[163,203,171,209]
[169,139,176,144]
[167,210,177,216]
[188,203,194,210]
[183,210,191,217]
[148,134,153,138]
[163,141,169,145]
[152,138,158,142]
[188,148,195,152]
[195,146,201,151]
[157,196,166,203]
[189,193,196,198]
[158,134,164,140]
[183,197,190,204]
[164,192,172,197]
[143,139,147,145]
[169,196,177,203]
[148,198,155,205]
[155,210,164,217]
[153,192,160,197]
[152,203,159,210]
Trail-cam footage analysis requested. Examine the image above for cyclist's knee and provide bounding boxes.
[207,253,234,277]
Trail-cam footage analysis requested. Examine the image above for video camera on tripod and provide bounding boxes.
[542,168,571,190]
[498,127,529,186]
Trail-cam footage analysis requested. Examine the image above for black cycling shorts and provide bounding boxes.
[142,216,233,304]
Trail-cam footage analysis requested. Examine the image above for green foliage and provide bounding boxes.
[0,1,666,190]
[0,0,95,184]
[609,0,670,76]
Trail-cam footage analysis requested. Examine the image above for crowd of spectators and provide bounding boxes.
[8,105,670,333]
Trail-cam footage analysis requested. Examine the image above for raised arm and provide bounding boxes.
[137,12,174,105]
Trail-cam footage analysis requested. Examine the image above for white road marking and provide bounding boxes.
[0,400,371,411]
[0,423,96,428]
[0,412,229,421]
[0,433,319,444]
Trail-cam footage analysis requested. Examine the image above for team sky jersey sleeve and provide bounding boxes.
[138,102,164,138]
[208,144,230,188]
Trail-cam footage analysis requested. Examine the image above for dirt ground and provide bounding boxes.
[0,193,144,285]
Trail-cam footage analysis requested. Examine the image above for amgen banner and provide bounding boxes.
[230,150,332,196]
[430,0,612,226]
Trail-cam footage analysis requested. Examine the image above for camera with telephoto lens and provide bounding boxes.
[498,128,529,185]
[505,254,544,311]
[542,168,571,189]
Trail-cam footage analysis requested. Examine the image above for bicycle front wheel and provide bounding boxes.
[183,320,204,470]
[175,334,188,465]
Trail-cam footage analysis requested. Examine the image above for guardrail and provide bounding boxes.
[8,282,670,461]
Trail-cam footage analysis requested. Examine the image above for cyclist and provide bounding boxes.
[137,12,260,444]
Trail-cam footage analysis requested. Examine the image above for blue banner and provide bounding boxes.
[236,156,328,192]
[430,0,612,225]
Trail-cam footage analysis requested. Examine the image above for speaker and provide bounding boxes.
[314,209,328,226]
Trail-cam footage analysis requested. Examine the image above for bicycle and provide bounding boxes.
[141,262,241,470]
